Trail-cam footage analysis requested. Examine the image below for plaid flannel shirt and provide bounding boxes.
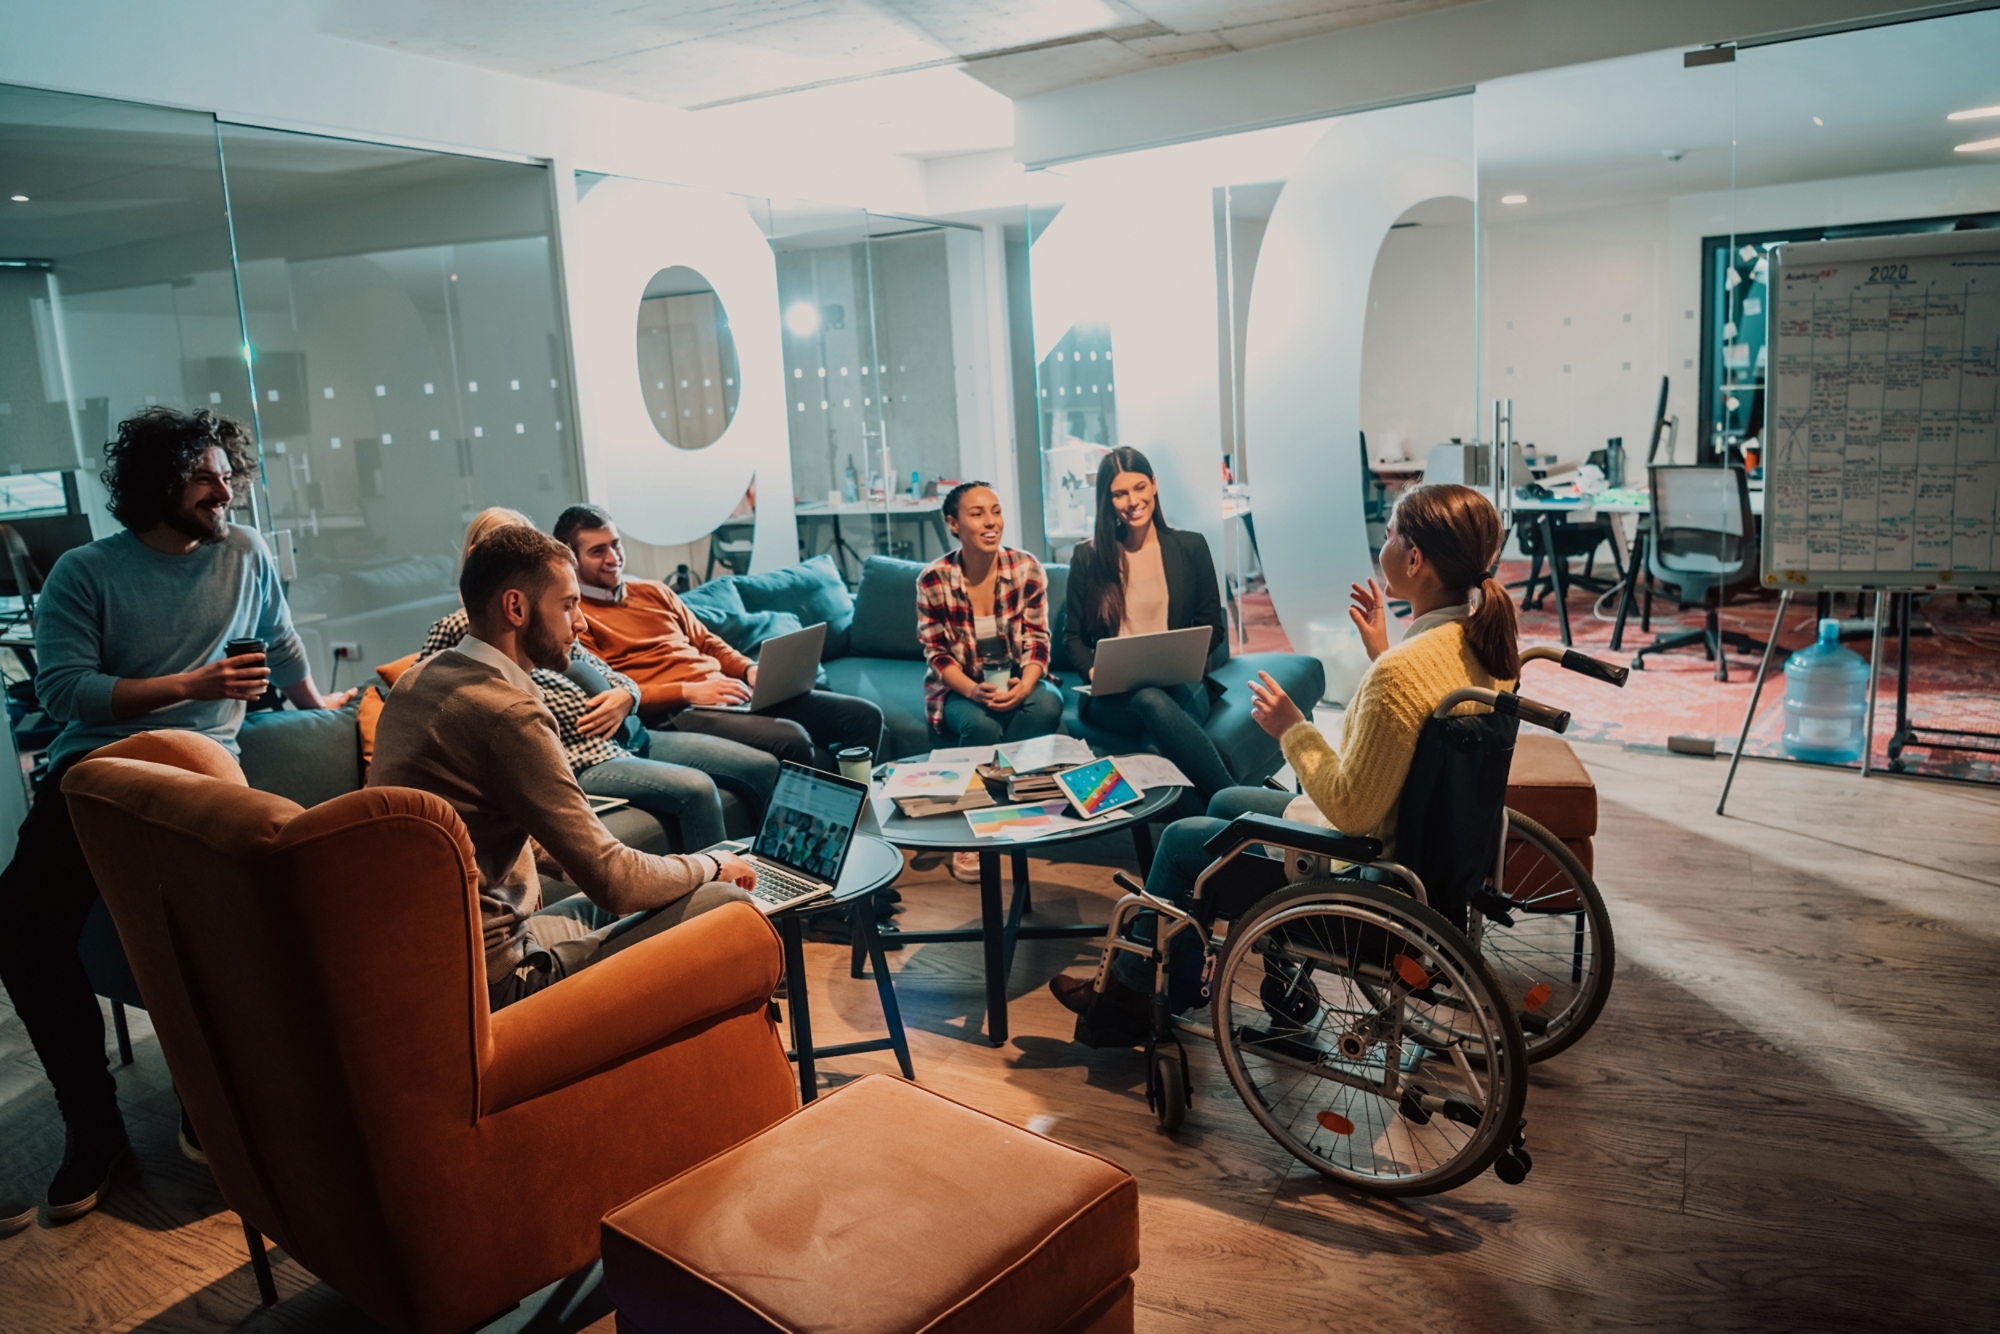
[416,609,642,774]
[915,546,1051,732]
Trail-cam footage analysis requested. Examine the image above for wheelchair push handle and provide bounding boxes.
[1520,645,1630,687]
[1494,692,1572,734]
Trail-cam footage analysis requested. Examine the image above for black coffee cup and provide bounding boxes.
[224,637,266,661]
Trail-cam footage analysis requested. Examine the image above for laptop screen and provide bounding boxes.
[753,763,866,883]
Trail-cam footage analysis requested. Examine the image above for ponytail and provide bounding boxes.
[1393,483,1520,681]
[1467,576,1522,681]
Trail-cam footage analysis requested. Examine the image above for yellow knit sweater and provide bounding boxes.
[1279,618,1513,856]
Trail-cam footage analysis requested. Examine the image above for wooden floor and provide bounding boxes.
[3,742,1998,1331]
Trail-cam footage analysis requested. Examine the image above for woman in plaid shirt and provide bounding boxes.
[416,510,777,851]
[917,482,1064,747]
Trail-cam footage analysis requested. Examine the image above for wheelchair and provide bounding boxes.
[1090,647,1627,1196]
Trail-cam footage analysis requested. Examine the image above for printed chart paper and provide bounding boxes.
[1766,232,1999,590]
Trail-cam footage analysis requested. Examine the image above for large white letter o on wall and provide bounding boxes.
[1245,97,1472,674]
[568,176,797,568]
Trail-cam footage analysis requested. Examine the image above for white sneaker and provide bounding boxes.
[950,851,983,883]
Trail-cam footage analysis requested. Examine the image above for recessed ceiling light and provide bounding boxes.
[1812,116,1824,126]
[8,195,25,202]
[1955,137,2000,153]
[1501,194,1527,205]
[1947,105,2000,121]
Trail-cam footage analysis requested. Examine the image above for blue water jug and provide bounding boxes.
[1781,618,1869,764]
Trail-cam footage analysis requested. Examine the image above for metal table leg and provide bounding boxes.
[1610,527,1647,652]
[780,912,817,1102]
[1538,513,1572,646]
[856,897,914,1079]
[1131,821,1155,877]
[979,849,1008,1046]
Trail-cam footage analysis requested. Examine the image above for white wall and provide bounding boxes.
[1480,201,1671,474]
[1360,212,1477,464]
[1475,164,2000,478]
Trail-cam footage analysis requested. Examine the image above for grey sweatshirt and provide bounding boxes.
[35,524,308,767]
[367,645,713,979]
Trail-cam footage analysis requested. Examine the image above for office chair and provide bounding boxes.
[1629,465,1769,681]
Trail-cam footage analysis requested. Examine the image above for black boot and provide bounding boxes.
[1069,972,1153,1049]
[46,1113,129,1223]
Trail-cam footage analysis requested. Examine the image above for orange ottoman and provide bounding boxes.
[601,1074,1140,1334]
[1505,732,1597,874]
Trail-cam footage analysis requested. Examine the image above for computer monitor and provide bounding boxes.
[0,514,94,601]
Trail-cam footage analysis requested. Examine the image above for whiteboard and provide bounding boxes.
[1764,230,2000,591]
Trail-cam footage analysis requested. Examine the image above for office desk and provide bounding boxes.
[1510,487,1764,649]
[796,498,950,580]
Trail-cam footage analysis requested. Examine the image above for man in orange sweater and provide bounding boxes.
[556,505,882,774]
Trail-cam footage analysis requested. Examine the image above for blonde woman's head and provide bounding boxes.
[461,507,534,566]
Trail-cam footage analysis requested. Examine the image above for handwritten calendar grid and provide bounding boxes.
[1769,256,1999,583]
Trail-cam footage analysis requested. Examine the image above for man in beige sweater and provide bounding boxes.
[370,525,759,1009]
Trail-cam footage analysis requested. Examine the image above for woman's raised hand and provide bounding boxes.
[1248,670,1307,740]
[1348,577,1390,661]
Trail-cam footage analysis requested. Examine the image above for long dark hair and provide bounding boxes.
[1081,446,1170,637]
[1391,483,1519,680]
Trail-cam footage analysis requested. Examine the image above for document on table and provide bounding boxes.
[995,734,1094,773]
[963,799,1139,842]
[926,744,996,766]
[878,761,976,801]
[1111,754,1193,791]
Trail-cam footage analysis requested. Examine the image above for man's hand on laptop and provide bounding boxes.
[711,852,758,889]
[575,688,634,738]
[684,677,753,707]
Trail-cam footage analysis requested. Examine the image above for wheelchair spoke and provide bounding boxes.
[1209,883,1526,1195]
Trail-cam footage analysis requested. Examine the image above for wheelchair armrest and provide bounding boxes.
[1201,812,1383,864]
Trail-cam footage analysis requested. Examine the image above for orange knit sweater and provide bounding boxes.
[576,580,753,712]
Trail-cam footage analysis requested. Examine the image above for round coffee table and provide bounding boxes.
[770,832,908,1102]
[864,761,1183,1047]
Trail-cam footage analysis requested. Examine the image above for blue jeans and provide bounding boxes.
[1112,787,1295,992]
[938,682,1065,746]
[1080,681,1237,806]
[638,727,782,823]
[579,756,728,853]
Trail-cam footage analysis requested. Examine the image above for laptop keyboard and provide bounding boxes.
[752,861,831,910]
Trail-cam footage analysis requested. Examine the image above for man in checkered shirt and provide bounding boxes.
[418,609,777,849]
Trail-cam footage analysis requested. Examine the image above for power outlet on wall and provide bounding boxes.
[331,642,361,661]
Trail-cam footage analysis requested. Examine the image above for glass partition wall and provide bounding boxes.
[1026,107,1476,696]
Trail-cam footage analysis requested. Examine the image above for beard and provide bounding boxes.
[522,604,573,673]
[166,499,229,545]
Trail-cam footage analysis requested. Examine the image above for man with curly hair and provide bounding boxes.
[0,407,348,1230]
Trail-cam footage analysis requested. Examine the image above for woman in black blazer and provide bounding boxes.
[1063,447,1235,803]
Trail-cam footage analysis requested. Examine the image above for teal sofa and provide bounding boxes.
[686,553,1326,782]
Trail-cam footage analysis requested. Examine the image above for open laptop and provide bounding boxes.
[688,621,826,714]
[708,760,868,915]
[1082,626,1212,695]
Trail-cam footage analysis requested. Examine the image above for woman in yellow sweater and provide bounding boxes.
[1051,482,1519,1022]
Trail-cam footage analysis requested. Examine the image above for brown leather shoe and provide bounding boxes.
[1048,973,1099,1015]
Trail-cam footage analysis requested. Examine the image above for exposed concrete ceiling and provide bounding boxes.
[318,0,1475,117]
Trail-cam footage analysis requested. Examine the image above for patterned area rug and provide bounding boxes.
[1237,570,2000,784]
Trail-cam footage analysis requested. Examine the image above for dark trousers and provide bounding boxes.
[1081,681,1237,804]
[668,689,884,773]
[0,759,121,1132]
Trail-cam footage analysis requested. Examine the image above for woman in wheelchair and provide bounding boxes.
[1050,482,1520,1027]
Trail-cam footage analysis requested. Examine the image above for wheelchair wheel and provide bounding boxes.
[1210,879,1529,1197]
[1150,1047,1189,1133]
[1468,810,1616,1063]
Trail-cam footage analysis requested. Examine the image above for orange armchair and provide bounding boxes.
[63,731,798,1334]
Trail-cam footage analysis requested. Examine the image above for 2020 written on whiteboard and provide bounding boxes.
[1767,231,1999,590]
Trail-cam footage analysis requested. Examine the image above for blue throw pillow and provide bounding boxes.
[682,579,809,655]
[848,556,926,660]
[730,554,854,659]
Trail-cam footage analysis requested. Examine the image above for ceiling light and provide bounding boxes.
[8,195,25,202]
[1947,105,2000,121]
[784,302,820,337]
[1812,116,1824,126]
[1501,194,1527,205]
[1955,136,2000,153]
